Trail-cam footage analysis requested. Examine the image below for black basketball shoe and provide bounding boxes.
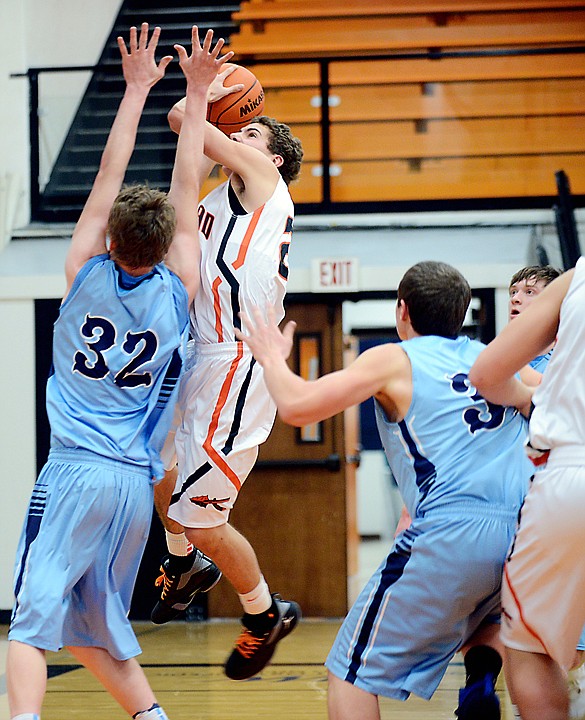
[225,594,301,680]
[151,550,222,624]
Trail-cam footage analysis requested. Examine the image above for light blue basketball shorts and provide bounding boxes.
[9,448,153,661]
[326,504,520,701]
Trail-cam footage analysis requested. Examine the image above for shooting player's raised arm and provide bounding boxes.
[164,27,232,303]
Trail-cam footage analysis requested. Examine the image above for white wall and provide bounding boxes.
[0,0,29,239]
[1,0,121,229]
[0,301,37,612]
[0,237,67,613]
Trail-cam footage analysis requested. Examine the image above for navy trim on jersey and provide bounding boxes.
[115,264,156,290]
[397,419,437,504]
[222,357,256,455]
[170,461,214,505]
[228,182,247,216]
[154,348,183,409]
[12,481,48,618]
[345,547,410,684]
[216,215,242,331]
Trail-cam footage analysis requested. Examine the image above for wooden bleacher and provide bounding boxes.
[296,155,585,202]
[219,1,585,206]
[253,53,585,89]
[231,15,584,60]
[261,78,585,123]
[235,0,585,23]
[230,4,585,59]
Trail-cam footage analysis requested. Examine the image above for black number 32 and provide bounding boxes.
[72,314,157,388]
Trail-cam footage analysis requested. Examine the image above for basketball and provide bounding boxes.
[207,64,265,136]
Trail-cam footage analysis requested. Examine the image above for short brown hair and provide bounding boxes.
[398,261,471,338]
[509,264,562,289]
[107,184,176,269]
[254,116,303,186]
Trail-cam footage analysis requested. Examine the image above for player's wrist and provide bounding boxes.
[185,80,210,98]
[124,83,151,100]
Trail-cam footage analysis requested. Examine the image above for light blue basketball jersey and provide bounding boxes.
[529,350,552,373]
[47,254,189,480]
[326,334,534,702]
[375,335,532,520]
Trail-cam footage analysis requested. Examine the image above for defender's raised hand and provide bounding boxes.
[174,26,233,89]
[117,23,173,90]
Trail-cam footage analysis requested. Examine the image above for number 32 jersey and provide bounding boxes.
[191,176,294,344]
[47,254,189,480]
[375,334,532,519]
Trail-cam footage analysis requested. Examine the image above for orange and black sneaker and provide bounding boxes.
[225,594,301,680]
[151,551,222,624]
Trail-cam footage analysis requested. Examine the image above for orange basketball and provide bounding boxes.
[207,64,265,136]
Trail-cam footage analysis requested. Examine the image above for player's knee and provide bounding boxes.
[185,524,227,557]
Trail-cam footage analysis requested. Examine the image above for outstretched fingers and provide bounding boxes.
[116,34,128,58]
[174,43,188,65]
[138,21,150,50]
[175,25,234,87]
[143,24,173,73]
[236,309,257,337]
[157,54,173,74]
[197,26,210,51]
[118,23,173,84]
[117,24,140,58]
[129,24,138,53]
[145,23,161,51]
[236,306,296,364]
[282,320,298,344]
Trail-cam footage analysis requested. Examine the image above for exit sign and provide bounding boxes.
[311,257,360,292]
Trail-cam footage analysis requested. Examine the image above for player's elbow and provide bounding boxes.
[468,363,489,394]
[278,408,306,427]
[278,400,322,428]
[168,105,183,135]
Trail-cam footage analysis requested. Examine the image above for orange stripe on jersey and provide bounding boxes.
[212,276,223,342]
[503,563,553,657]
[203,343,244,491]
[232,206,264,270]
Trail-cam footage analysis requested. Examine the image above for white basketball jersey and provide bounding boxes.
[191,177,294,344]
[530,256,585,453]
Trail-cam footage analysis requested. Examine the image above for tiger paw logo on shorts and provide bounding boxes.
[189,495,230,511]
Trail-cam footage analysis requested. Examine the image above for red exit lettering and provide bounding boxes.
[320,260,354,287]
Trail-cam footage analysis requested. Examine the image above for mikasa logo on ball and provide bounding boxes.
[240,91,265,118]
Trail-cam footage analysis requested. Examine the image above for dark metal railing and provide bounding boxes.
[11,44,585,221]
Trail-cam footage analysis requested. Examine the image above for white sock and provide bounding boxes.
[511,703,522,719]
[165,530,193,556]
[238,575,272,615]
[133,704,168,720]
[12,715,40,720]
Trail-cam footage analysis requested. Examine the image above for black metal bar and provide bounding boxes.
[554,170,582,270]
[319,59,331,206]
[11,65,98,77]
[255,454,341,472]
[10,44,585,77]
[28,69,41,222]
